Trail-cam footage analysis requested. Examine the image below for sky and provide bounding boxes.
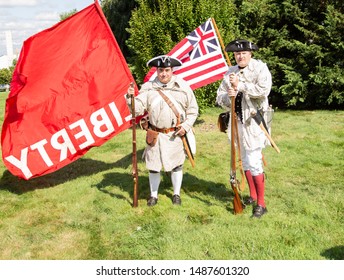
[0,0,95,56]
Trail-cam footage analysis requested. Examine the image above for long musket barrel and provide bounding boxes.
[230,96,244,214]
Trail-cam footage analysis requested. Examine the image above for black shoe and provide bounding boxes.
[244,197,256,206]
[252,205,268,218]
[147,197,158,206]
[172,194,181,205]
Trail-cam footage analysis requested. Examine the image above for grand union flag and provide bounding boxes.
[144,18,229,90]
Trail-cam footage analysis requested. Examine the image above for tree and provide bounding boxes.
[126,0,237,110]
[0,68,12,86]
[230,0,344,109]
[0,59,17,87]
[307,4,344,107]
[104,0,344,109]
[102,0,138,58]
[60,9,77,21]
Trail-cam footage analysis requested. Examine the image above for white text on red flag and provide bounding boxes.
[1,2,135,179]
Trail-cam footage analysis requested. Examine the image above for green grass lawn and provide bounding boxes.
[0,93,343,260]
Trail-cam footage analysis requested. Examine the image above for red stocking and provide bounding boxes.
[245,170,257,200]
[253,174,265,207]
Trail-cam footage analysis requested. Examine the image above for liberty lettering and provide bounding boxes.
[5,102,125,179]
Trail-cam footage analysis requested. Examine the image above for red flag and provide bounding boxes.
[144,18,228,90]
[1,1,135,180]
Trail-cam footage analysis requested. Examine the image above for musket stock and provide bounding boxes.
[177,116,195,168]
[182,136,195,167]
[241,91,280,154]
[251,111,281,154]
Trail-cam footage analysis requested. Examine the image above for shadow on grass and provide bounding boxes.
[0,147,236,211]
[0,151,134,194]
[321,246,344,260]
[183,172,240,214]
[183,172,233,204]
[93,168,234,209]
[92,171,149,206]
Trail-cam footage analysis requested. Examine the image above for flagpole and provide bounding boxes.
[211,18,232,66]
[130,82,139,208]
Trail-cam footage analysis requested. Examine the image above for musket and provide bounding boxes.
[230,96,244,214]
[177,116,195,168]
[212,18,242,211]
[130,82,139,207]
[233,115,245,191]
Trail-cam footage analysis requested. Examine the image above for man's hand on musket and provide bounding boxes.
[229,73,239,89]
[127,82,135,97]
[228,73,239,97]
[228,87,237,97]
[175,125,186,137]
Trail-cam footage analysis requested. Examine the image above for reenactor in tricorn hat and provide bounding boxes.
[216,39,272,218]
[146,55,182,68]
[126,55,199,206]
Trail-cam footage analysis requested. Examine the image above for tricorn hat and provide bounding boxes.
[225,39,259,52]
[147,55,182,68]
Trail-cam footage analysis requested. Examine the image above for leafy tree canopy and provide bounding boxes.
[103,0,344,109]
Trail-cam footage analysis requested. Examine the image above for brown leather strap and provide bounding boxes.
[157,90,180,119]
[157,91,195,168]
[150,125,176,134]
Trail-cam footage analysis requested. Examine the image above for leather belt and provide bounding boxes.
[150,125,176,134]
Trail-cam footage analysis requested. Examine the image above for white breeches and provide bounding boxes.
[237,121,264,176]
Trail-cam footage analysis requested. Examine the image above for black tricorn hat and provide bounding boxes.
[147,55,182,68]
[225,39,259,52]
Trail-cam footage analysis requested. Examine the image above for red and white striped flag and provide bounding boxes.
[144,18,228,90]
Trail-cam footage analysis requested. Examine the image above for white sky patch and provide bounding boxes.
[35,12,59,21]
[0,0,93,57]
[0,0,39,6]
